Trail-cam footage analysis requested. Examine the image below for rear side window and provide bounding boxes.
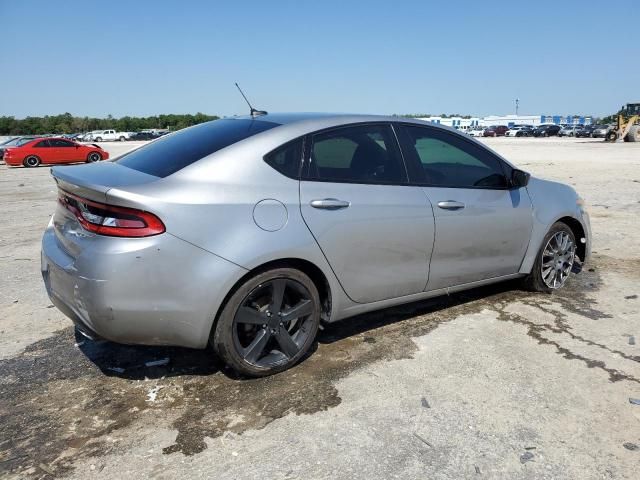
[399,125,508,189]
[264,138,303,179]
[117,119,279,177]
[307,124,405,184]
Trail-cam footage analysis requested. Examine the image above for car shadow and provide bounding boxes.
[76,279,523,381]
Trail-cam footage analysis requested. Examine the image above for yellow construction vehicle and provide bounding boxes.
[605,102,640,142]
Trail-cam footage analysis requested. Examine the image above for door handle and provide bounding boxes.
[437,200,465,210]
[310,198,351,210]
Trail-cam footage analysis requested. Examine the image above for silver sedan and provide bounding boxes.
[41,114,591,376]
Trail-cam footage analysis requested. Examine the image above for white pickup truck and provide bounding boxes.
[90,130,131,142]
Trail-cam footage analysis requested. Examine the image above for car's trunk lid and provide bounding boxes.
[50,163,160,258]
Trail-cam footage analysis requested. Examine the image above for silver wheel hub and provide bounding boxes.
[541,231,575,289]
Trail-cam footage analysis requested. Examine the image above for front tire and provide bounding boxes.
[119,136,126,142]
[212,268,321,377]
[86,152,102,163]
[94,137,102,142]
[23,155,41,167]
[605,130,618,142]
[524,222,576,293]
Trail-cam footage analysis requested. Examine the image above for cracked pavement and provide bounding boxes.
[1,138,639,479]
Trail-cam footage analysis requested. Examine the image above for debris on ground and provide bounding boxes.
[38,463,55,475]
[413,432,433,448]
[474,465,481,474]
[630,336,636,346]
[624,294,638,300]
[145,358,170,367]
[623,442,638,451]
[524,446,536,450]
[520,451,534,464]
[421,397,431,409]
[629,398,640,406]
[147,386,163,402]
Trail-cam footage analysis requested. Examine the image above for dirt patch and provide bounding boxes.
[0,255,635,477]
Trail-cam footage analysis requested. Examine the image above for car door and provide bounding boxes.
[32,139,53,162]
[396,124,533,291]
[299,123,435,304]
[49,139,79,163]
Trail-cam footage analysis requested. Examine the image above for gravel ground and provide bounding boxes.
[0,137,639,479]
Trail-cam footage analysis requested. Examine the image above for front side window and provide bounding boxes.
[399,125,508,189]
[50,139,74,147]
[308,124,405,184]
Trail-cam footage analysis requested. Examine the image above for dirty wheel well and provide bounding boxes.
[209,258,332,340]
[558,216,586,261]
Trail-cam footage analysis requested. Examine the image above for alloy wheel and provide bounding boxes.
[541,231,575,289]
[232,278,315,368]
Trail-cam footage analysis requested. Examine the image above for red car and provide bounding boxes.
[3,137,108,167]
[483,125,509,137]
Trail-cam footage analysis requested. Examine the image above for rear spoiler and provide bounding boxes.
[50,162,159,204]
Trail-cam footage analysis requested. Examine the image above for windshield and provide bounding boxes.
[117,118,280,178]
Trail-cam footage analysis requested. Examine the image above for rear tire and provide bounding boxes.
[23,155,41,167]
[213,268,321,377]
[119,136,126,142]
[605,130,618,142]
[94,137,102,142]
[625,125,639,142]
[524,222,576,293]
[86,152,102,163]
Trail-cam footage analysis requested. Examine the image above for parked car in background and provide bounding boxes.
[76,131,102,142]
[467,127,486,137]
[558,125,584,137]
[4,137,109,167]
[505,126,534,137]
[40,113,591,377]
[533,125,562,137]
[591,125,612,138]
[575,125,596,138]
[483,125,509,137]
[0,136,39,159]
[129,131,159,141]
[91,130,131,142]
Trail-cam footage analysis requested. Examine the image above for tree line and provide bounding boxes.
[0,113,220,135]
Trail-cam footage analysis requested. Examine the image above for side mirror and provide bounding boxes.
[511,169,530,188]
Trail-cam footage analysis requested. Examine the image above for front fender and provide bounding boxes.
[519,177,591,274]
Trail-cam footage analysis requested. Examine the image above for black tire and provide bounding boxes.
[213,268,321,377]
[94,137,102,142]
[23,155,41,167]
[605,130,617,142]
[119,136,126,142]
[524,222,576,293]
[86,152,102,163]
[625,125,639,142]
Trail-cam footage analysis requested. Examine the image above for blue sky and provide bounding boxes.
[0,0,636,118]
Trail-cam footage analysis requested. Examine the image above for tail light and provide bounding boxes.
[58,190,165,237]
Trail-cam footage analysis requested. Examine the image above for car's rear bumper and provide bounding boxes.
[41,223,247,349]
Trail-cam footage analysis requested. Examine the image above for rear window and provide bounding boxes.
[117,119,279,177]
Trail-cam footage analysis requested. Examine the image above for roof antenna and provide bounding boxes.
[235,83,268,117]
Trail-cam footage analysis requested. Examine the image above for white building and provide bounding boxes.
[416,116,481,132]
[482,114,592,127]
[417,114,592,129]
